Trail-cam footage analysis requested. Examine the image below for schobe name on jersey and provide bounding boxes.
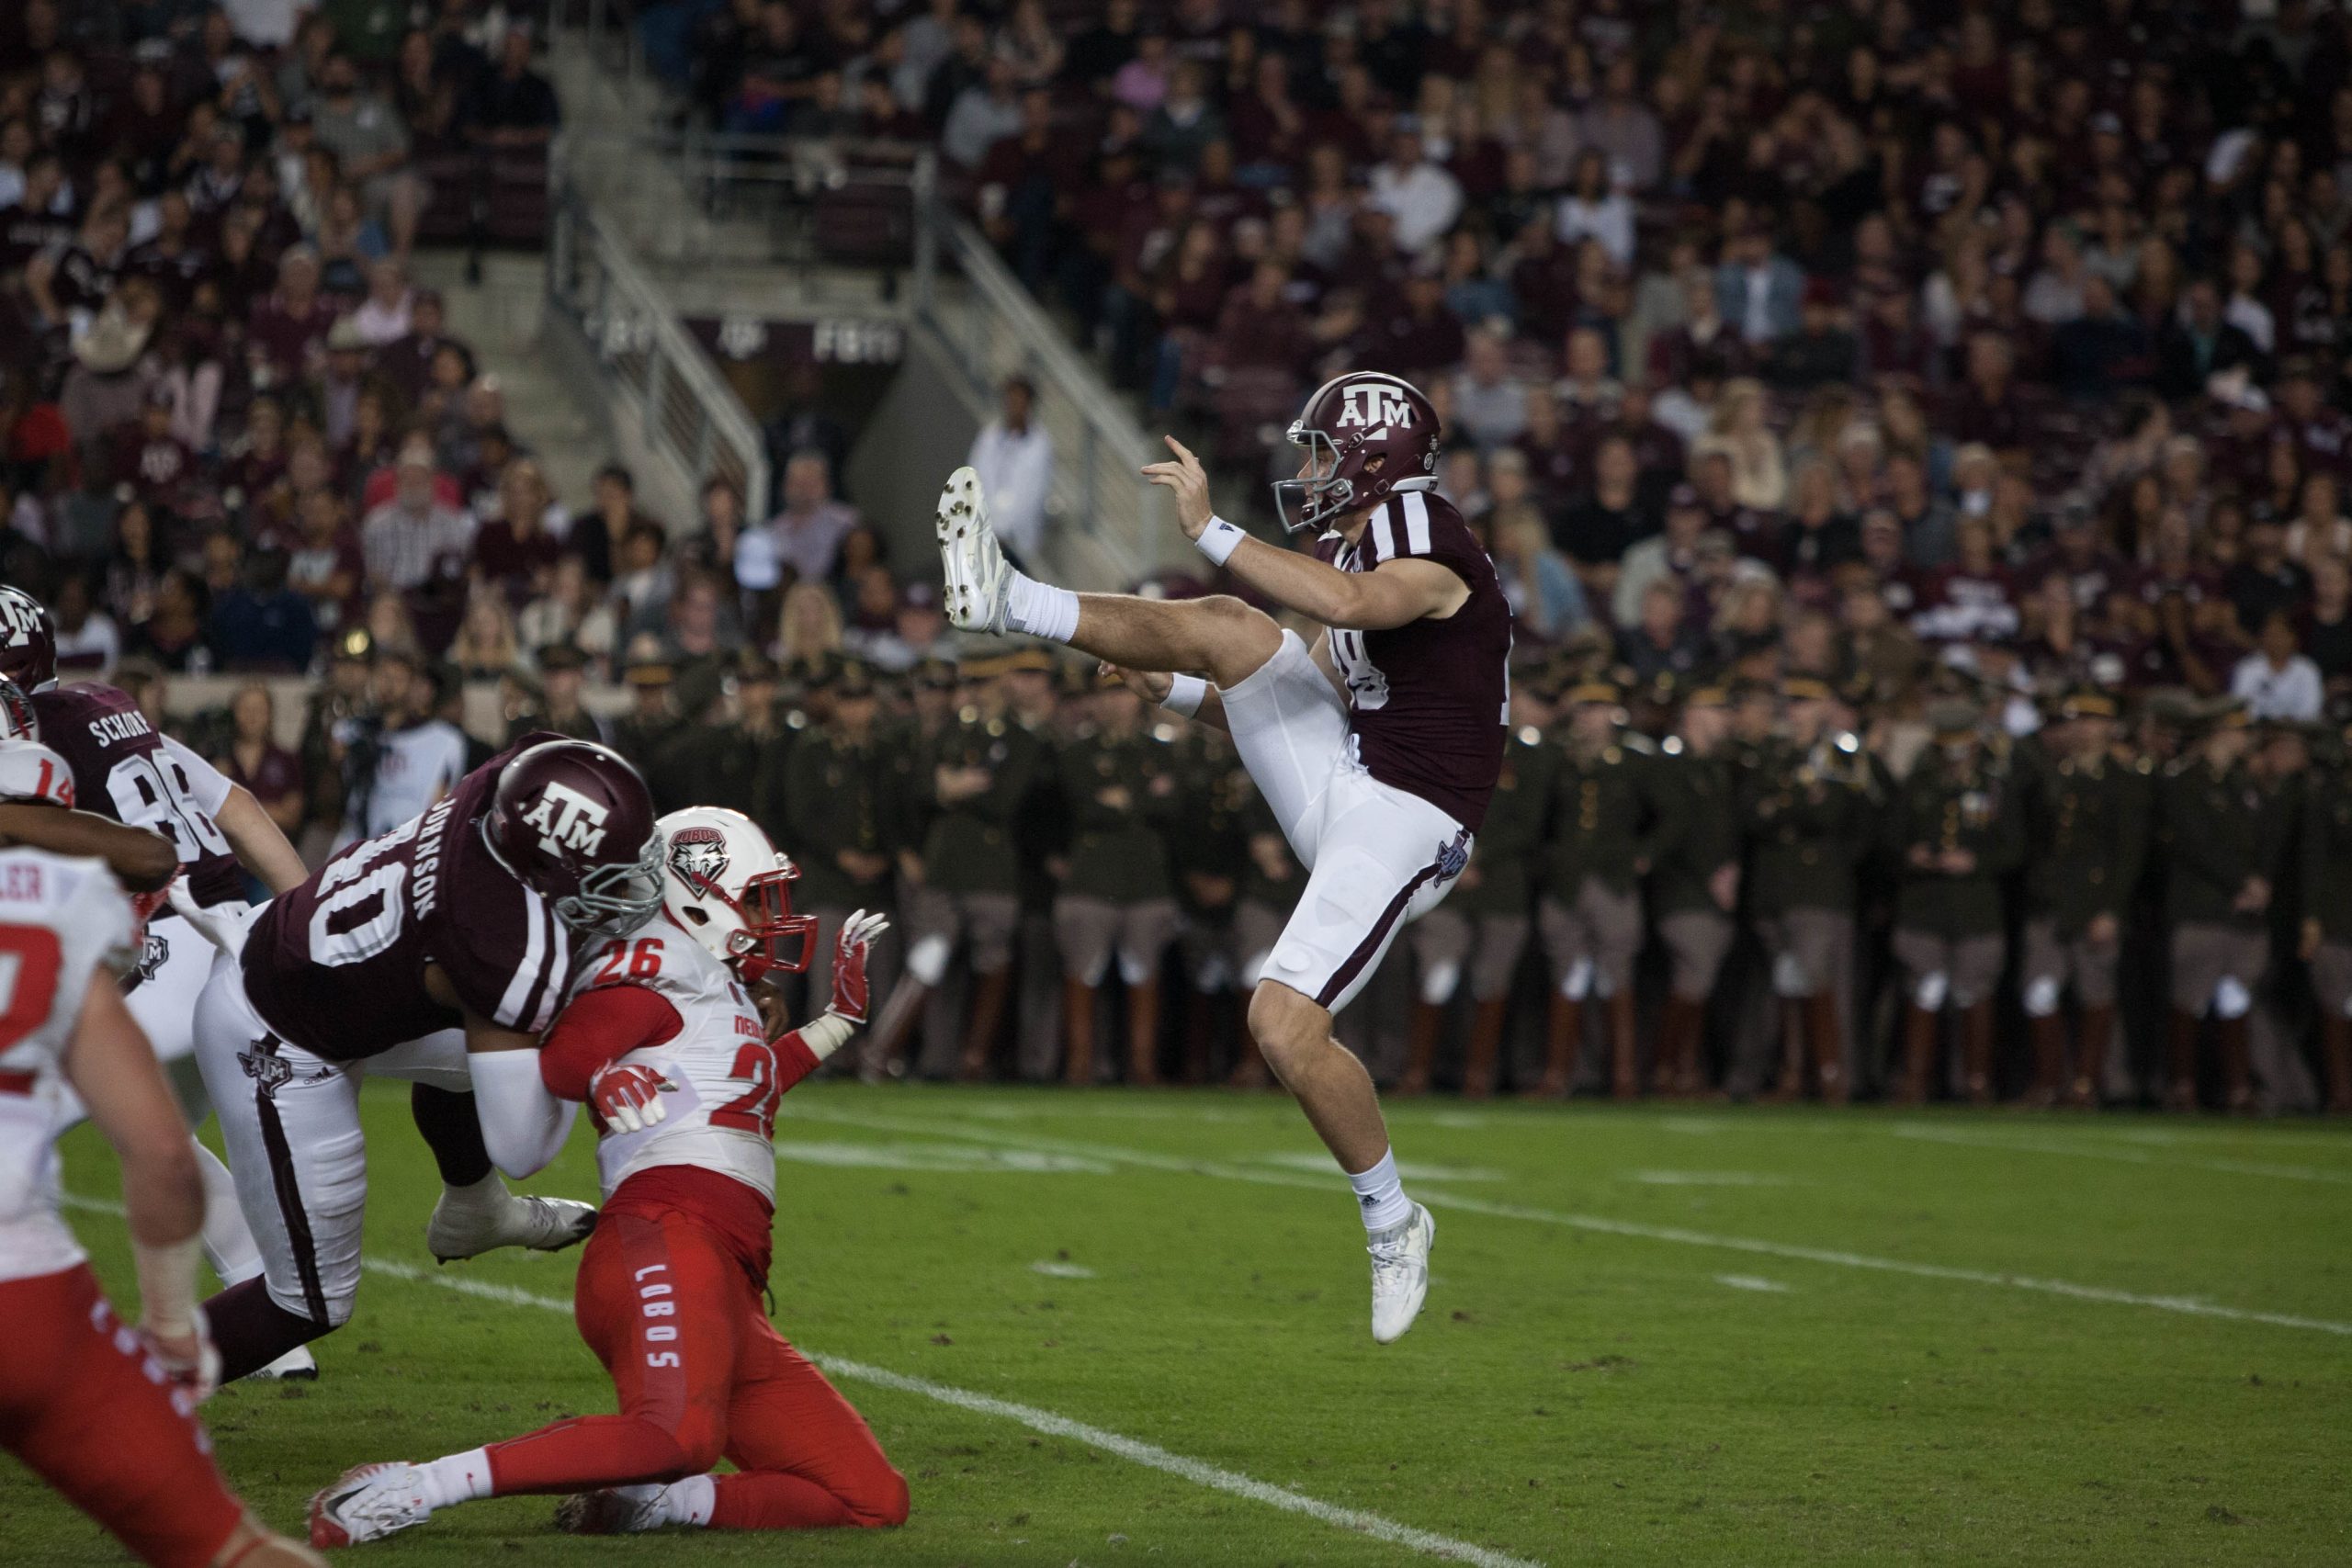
[83,709,154,749]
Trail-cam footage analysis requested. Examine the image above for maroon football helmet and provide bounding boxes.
[1272,371,1442,532]
[481,739,665,940]
[0,586,57,693]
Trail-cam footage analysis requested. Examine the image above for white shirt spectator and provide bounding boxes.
[360,497,474,592]
[51,610,119,679]
[351,291,413,346]
[2230,649,2324,720]
[350,717,468,841]
[1555,190,1634,267]
[967,416,1055,560]
[761,497,859,584]
[943,85,1022,168]
[1447,367,1528,450]
[1367,158,1463,254]
[222,0,301,47]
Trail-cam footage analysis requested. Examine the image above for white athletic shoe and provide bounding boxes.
[251,1344,320,1381]
[310,1462,433,1547]
[425,1186,597,1263]
[936,466,1011,635]
[1367,1202,1436,1344]
[553,1483,670,1535]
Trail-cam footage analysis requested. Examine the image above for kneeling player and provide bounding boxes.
[311,807,909,1545]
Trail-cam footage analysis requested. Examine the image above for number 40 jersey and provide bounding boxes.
[239,733,576,1064]
[564,923,786,1206]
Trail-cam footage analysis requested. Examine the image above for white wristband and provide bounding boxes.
[800,1012,855,1061]
[132,1234,202,1337]
[1160,674,1208,717]
[1195,515,1248,567]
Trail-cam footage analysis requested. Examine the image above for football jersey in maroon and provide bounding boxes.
[241,733,573,1063]
[30,682,244,908]
[1317,489,1512,829]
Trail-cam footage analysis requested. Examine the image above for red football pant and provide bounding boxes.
[0,1264,245,1568]
[484,1209,908,1530]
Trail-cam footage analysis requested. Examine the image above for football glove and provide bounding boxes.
[588,1061,669,1134]
[826,908,891,1025]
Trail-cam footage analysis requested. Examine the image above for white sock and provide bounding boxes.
[1004,572,1080,643]
[419,1448,496,1508]
[1347,1149,1412,1234]
[194,1141,263,1286]
[663,1473,717,1528]
[439,1172,510,1213]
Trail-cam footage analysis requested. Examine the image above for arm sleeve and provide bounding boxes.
[537,984,685,1100]
[159,735,234,815]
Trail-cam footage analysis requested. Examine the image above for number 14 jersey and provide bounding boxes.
[240,733,574,1063]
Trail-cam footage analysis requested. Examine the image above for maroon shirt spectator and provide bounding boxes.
[1207,263,1315,373]
[1909,520,2021,644]
[245,246,338,389]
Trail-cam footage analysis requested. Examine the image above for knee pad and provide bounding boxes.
[2022,976,2062,1019]
[1771,953,1810,998]
[1115,947,1158,988]
[2212,976,2252,1020]
[905,935,953,987]
[1560,957,1595,1001]
[1419,960,1462,1007]
[1913,970,1950,1011]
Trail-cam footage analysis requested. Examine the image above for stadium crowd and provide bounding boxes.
[13,0,2352,1113]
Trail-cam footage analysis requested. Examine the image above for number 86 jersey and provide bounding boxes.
[569,924,786,1206]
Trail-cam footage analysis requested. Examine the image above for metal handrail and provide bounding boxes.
[545,179,772,518]
[919,210,1159,588]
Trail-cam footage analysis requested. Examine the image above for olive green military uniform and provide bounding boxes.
[1537,729,1655,1005]
[1167,727,1251,1080]
[1229,792,1304,1087]
[1396,723,1551,1093]
[1647,718,1744,1094]
[1052,721,1182,1083]
[1739,716,1881,1100]
[1886,727,2026,1102]
[2159,714,2291,1110]
[786,717,903,1041]
[2297,752,2352,1111]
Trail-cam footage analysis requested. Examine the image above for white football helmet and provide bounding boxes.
[655,807,818,982]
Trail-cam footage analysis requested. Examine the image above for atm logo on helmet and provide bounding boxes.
[1335,383,1414,430]
[520,782,610,859]
[0,593,40,643]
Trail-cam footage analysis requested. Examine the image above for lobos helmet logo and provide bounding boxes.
[518,782,610,859]
[1336,383,1413,430]
[669,825,729,886]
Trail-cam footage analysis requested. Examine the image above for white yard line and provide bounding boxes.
[61,1195,1542,1568]
[1892,1123,2352,1185]
[778,1105,2352,1338]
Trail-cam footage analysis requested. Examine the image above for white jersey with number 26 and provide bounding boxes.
[567,917,780,1206]
[0,851,134,1284]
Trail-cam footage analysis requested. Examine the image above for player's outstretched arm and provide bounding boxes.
[1142,436,1467,631]
[0,803,176,890]
[214,784,309,894]
[64,971,215,1395]
[429,965,581,1179]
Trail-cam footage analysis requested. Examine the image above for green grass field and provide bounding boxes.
[11,1082,2352,1566]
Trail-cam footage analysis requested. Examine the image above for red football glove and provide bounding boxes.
[826,909,890,1025]
[588,1061,670,1134]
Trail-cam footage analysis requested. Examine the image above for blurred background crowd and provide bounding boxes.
[10,0,2352,1112]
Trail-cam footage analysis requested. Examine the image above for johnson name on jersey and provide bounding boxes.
[568,920,780,1207]
[241,736,573,1063]
[0,850,134,1284]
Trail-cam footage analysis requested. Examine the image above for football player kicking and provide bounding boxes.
[0,840,322,1567]
[309,807,909,1546]
[939,372,1512,1342]
[174,736,655,1382]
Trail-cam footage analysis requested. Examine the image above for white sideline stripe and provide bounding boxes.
[61,1196,1541,1568]
[1893,1123,2352,1185]
[777,1106,2352,1338]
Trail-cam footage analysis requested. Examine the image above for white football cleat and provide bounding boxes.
[1366,1201,1436,1344]
[936,466,1011,635]
[251,1344,319,1381]
[426,1185,596,1264]
[553,1483,671,1535]
[310,1461,432,1547]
